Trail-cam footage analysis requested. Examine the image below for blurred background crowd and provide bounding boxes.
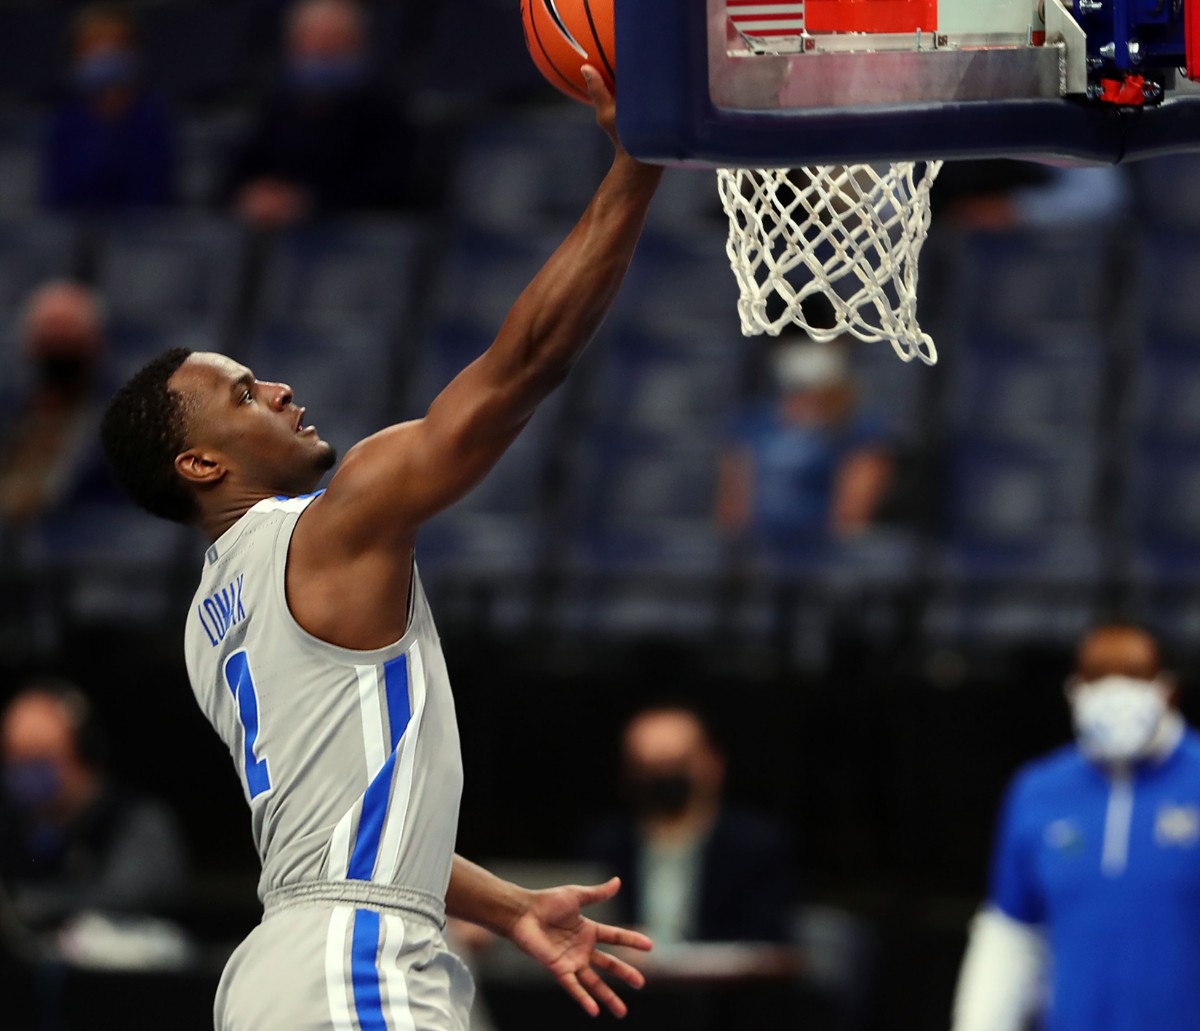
[1,0,1199,1028]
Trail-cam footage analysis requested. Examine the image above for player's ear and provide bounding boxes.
[175,448,226,487]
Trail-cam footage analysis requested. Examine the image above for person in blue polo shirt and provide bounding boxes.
[952,623,1200,1031]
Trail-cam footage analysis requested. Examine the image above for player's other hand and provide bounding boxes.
[509,875,652,1018]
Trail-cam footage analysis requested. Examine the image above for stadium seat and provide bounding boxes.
[1129,153,1200,228]
[14,502,195,626]
[947,326,1106,444]
[925,439,1107,646]
[256,219,429,334]
[551,428,730,638]
[419,425,554,576]
[1131,338,1200,442]
[451,109,611,232]
[415,400,564,634]
[1136,229,1200,340]
[0,114,42,215]
[404,320,576,428]
[567,430,722,544]
[581,315,745,433]
[957,229,1116,330]
[106,324,221,383]
[433,226,576,327]
[96,214,245,335]
[644,167,727,232]
[1124,443,1200,650]
[944,439,1100,548]
[404,321,494,415]
[850,337,937,443]
[609,230,743,326]
[1128,443,1200,580]
[922,577,1106,648]
[0,219,80,325]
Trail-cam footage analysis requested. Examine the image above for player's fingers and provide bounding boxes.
[593,949,646,989]
[580,64,613,106]
[595,922,653,951]
[575,876,622,907]
[580,965,628,1019]
[559,972,600,1018]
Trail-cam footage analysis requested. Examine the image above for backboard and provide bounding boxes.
[614,0,1200,167]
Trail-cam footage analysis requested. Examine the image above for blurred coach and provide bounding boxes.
[952,624,1200,1031]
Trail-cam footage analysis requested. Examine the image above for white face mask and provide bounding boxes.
[1070,674,1169,763]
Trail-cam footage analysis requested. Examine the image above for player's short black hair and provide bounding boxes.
[100,347,196,524]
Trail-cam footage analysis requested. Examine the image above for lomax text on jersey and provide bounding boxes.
[199,574,247,647]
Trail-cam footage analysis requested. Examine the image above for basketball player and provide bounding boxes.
[99,68,661,1030]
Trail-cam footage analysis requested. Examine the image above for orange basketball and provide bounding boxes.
[521,0,615,103]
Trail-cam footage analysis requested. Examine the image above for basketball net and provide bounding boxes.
[718,161,944,365]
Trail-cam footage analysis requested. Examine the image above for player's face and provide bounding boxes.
[171,353,337,497]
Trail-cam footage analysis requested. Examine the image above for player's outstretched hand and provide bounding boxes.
[508,876,652,1018]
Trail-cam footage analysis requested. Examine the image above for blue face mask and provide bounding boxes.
[73,50,139,94]
[3,760,62,809]
[286,54,367,97]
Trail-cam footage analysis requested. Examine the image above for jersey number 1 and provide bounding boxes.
[224,650,272,799]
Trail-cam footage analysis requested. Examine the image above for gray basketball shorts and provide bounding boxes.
[214,902,475,1030]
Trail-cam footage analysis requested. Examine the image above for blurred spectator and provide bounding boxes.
[716,323,894,549]
[0,282,112,527]
[934,159,1131,230]
[580,703,799,944]
[0,680,188,953]
[219,0,417,228]
[953,624,1200,1031]
[42,3,176,213]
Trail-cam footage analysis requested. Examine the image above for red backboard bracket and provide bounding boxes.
[806,0,936,35]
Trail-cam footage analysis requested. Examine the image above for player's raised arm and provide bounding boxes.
[313,68,662,550]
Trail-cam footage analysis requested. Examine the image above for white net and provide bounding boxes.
[718,161,944,365]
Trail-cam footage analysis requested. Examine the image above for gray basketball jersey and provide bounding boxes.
[183,493,463,907]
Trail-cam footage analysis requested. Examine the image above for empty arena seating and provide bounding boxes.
[553,426,730,638]
[956,228,1118,330]
[0,218,79,319]
[256,217,429,333]
[95,214,245,336]
[450,108,610,232]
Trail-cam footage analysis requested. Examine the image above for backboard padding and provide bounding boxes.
[614,0,1200,167]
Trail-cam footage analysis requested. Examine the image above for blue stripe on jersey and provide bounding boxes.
[224,651,271,800]
[347,749,397,881]
[350,909,386,1030]
[271,489,327,501]
[383,655,412,751]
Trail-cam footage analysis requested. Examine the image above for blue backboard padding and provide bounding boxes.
[614,0,1200,166]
